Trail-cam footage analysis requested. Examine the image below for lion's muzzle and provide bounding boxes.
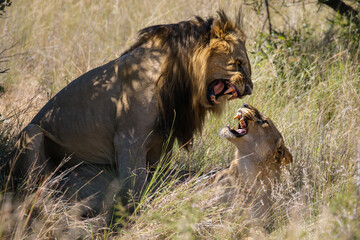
[207,72,253,105]
[243,83,252,96]
[229,72,253,99]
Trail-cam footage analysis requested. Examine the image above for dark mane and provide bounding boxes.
[121,11,243,146]
[121,16,214,57]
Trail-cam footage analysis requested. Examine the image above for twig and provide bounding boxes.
[0,42,17,55]
[265,0,273,35]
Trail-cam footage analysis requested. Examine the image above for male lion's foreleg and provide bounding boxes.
[11,124,48,183]
[59,163,119,221]
[114,133,148,204]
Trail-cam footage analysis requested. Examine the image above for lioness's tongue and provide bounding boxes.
[214,81,225,95]
[236,129,247,135]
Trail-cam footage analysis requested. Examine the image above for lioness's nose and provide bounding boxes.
[243,83,253,96]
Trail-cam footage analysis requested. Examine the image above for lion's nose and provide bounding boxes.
[243,83,253,96]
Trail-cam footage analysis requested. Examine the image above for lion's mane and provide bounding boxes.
[122,11,246,145]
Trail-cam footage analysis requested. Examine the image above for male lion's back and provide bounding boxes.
[31,60,121,164]
[29,46,163,165]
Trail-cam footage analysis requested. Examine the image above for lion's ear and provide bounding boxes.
[210,10,234,39]
[210,23,226,39]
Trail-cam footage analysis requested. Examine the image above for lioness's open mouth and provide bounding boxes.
[207,79,239,105]
[227,109,248,137]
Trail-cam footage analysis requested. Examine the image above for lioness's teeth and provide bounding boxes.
[234,114,240,120]
[240,118,246,129]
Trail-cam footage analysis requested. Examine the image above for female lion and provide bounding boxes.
[214,103,292,230]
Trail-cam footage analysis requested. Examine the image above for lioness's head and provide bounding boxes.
[219,104,292,183]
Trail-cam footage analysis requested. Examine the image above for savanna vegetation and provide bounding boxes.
[0,0,359,239]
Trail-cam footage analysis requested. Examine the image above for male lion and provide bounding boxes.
[12,11,252,198]
[215,104,292,226]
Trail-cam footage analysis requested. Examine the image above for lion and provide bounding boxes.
[11,11,253,200]
[214,103,292,227]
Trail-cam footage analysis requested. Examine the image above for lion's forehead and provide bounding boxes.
[209,38,246,55]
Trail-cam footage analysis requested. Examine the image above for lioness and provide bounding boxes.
[216,104,292,224]
[12,11,253,197]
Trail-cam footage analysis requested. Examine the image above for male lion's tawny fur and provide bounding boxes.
[11,11,252,204]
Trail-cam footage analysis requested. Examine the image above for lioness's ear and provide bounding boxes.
[281,146,293,165]
[277,139,293,165]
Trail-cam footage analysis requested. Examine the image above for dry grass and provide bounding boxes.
[1,0,360,239]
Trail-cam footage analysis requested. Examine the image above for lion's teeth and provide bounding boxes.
[232,90,238,97]
[224,88,234,94]
[211,95,220,104]
[228,95,237,101]
[233,114,240,120]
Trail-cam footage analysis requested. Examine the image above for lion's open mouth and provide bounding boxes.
[228,110,248,137]
[207,79,239,105]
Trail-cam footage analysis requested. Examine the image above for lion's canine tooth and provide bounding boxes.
[234,114,240,120]
[228,92,238,100]
[224,88,234,94]
[210,95,220,104]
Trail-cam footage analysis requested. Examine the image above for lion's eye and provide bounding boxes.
[237,63,242,71]
[235,59,245,71]
[238,58,246,64]
[228,59,245,72]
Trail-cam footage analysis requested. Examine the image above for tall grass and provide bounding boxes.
[0,0,359,239]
